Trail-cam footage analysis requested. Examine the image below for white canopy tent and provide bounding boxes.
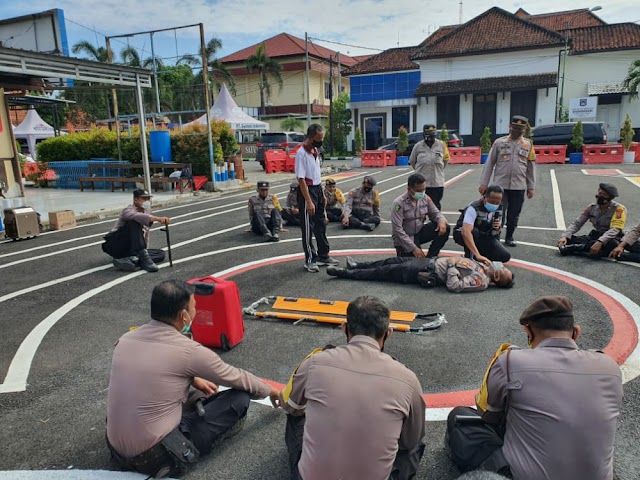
[13,108,63,160]
[187,84,269,131]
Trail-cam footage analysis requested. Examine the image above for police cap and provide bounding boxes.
[511,115,528,128]
[133,189,152,198]
[363,175,377,186]
[257,181,269,189]
[290,181,299,189]
[519,296,574,326]
[599,183,618,198]
[325,177,336,186]
[423,124,437,135]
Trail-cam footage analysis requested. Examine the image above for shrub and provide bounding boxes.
[210,119,238,158]
[480,127,492,154]
[440,124,449,144]
[397,126,409,155]
[621,114,635,151]
[571,121,584,152]
[354,127,363,155]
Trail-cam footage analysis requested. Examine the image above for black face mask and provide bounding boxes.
[363,186,373,193]
[424,135,435,143]
[312,140,323,148]
[596,195,610,205]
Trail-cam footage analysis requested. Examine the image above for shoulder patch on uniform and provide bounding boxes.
[583,207,590,214]
[348,191,354,197]
[394,204,401,212]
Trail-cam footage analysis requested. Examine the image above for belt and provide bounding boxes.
[304,178,319,187]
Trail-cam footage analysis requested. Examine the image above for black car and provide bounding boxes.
[532,122,607,152]
[378,129,464,155]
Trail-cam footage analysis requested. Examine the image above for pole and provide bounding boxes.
[337,52,342,94]
[305,32,311,127]
[135,74,152,192]
[559,36,568,119]
[106,38,122,161]
[150,32,162,118]
[200,23,216,191]
[329,56,334,156]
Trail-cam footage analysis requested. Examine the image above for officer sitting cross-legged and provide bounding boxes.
[446,296,622,479]
[453,185,510,265]
[610,219,640,263]
[558,182,626,258]
[281,181,301,227]
[248,180,283,242]
[323,177,346,222]
[342,175,381,231]
[106,280,280,478]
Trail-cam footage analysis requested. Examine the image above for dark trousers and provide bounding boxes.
[426,187,444,211]
[565,230,619,258]
[326,207,343,222]
[501,190,525,239]
[102,221,146,259]
[282,209,301,226]
[298,185,330,263]
[179,389,250,456]
[335,256,431,284]
[454,229,511,263]
[621,242,640,262]
[251,210,281,235]
[348,209,381,230]
[286,414,425,480]
[396,222,450,257]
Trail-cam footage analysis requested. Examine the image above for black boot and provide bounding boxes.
[138,249,159,272]
[326,266,346,276]
[559,244,588,256]
[346,256,359,269]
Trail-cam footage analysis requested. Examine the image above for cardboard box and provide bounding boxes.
[49,210,76,231]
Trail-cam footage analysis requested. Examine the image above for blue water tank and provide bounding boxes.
[149,130,172,163]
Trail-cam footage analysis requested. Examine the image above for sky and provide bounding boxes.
[1,1,638,65]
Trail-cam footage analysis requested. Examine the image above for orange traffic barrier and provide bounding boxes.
[384,150,396,166]
[361,150,387,167]
[582,144,624,164]
[630,142,640,162]
[448,147,481,164]
[534,145,567,164]
[264,149,287,173]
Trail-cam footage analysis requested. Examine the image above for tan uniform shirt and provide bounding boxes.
[480,135,536,191]
[391,192,445,253]
[106,320,272,458]
[281,336,425,480]
[248,194,282,222]
[110,205,152,247]
[483,338,622,480]
[324,188,346,209]
[433,257,491,292]
[621,221,639,246]
[409,139,450,187]
[285,189,299,210]
[343,187,381,218]
[563,201,626,244]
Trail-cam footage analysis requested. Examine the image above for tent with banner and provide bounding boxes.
[13,108,61,160]
[186,84,269,131]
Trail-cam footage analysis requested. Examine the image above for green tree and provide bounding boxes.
[480,127,492,154]
[69,41,112,120]
[524,122,533,143]
[325,92,352,155]
[72,40,109,62]
[281,117,304,131]
[179,37,236,97]
[623,59,640,99]
[397,126,409,155]
[439,124,449,144]
[620,113,635,151]
[245,44,283,117]
[354,127,363,155]
[571,121,584,152]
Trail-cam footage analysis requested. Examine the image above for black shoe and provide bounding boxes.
[263,231,274,242]
[559,244,586,256]
[505,238,517,247]
[112,257,138,272]
[559,245,569,256]
[362,223,376,232]
[272,232,280,242]
[317,256,340,266]
[137,249,159,273]
[326,266,345,276]
[346,256,358,269]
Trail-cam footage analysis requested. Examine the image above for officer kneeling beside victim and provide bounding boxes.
[102,189,170,273]
[446,296,622,480]
[248,181,283,242]
[106,280,280,478]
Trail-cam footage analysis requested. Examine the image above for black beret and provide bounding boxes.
[511,115,529,127]
[599,183,618,198]
[133,189,152,198]
[363,175,377,186]
[519,296,574,325]
[257,181,269,189]
[423,124,437,134]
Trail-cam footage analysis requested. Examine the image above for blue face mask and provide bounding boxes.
[491,261,504,272]
[412,191,426,201]
[181,311,193,335]
[484,202,499,212]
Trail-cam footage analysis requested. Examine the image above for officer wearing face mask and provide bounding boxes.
[342,175,381,231]
[102,189,170,272]
[558,183,626,258]
[391,173,449,257]
[409,124,450,210]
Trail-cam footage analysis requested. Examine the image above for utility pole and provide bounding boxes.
[305,32,311,128]
[200,23,216,190]
[337,52,342,94]
[105,37,122,161]
[459,0,463,24]
[149,32,162,118]
[329,55,334,156]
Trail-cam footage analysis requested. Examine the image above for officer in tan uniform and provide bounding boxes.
[409,124,450,210]
[342,175,381,231]
[610,220,640,263]
[391,173,449,257]
[247,180,282,242]
[281,181,301,227]
[326,255,513,292]
[479,115,536,247]
[446,296,622,478]
[323,178,346,223]
[558,183,625,258]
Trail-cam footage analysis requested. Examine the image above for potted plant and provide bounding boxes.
[621,113,636,164]
[396,126,409,166]
[480,127,492,164]
[440,124,449,145]
[569,121,584,164]
[353,127,363,167]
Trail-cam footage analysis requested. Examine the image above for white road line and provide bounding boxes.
[0,472,159,479]
[624,176,640,189]
[379,168,475,196]
[550,169,566,231]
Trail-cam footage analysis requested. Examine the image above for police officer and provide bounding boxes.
[479,115,536,247]
[248,181,282,242]
[558,183,626,258]
[453,185,510,264]
[610,220,640,263]
[409,124,450,210]
[326,255,513,292]
[391,173,449,257]
[446,296,622,478]
[323,177,346,222]
[342,175,381,231]
[281,181,301,227]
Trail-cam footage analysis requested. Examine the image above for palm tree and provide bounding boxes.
[72,40,108,62]
[245,43,283,117]
[623,59,640,98]
[178,37,236,96]
[120,46,162,69]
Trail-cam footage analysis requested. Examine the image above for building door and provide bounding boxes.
[437,95,460,130]
[510,90,537,126]
[597,104,622,142]
[472,93,497,144]
[363,116,384,150]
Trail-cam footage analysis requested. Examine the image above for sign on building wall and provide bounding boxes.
[569,97,598,120]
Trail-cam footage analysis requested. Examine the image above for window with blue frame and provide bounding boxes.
[350,71,420,102]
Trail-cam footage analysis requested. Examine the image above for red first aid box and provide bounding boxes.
[187,276,245,350]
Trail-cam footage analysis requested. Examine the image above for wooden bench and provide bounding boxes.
[79,176,184,193]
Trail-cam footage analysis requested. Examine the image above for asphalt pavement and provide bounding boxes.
[0,161,639,479]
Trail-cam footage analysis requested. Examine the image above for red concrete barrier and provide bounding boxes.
[448,147,481,164]
[361,151,386,167]
[582,144,624,164]
[265,149,287,173]
[385,150,396,166]
[534,145,567,164]
[630,142,640,162]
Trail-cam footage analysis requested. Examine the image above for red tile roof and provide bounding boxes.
[566,24,640,55]
[412,7,565,60]
[342,47,420,76]
[351,55,374,63]
[219,33,357,66]
[524,9,605,31]
[418,25,459,47]
[514,8,530,18]
[415,73,558,96]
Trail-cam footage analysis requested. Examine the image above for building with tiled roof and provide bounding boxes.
[518,8,605,31]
